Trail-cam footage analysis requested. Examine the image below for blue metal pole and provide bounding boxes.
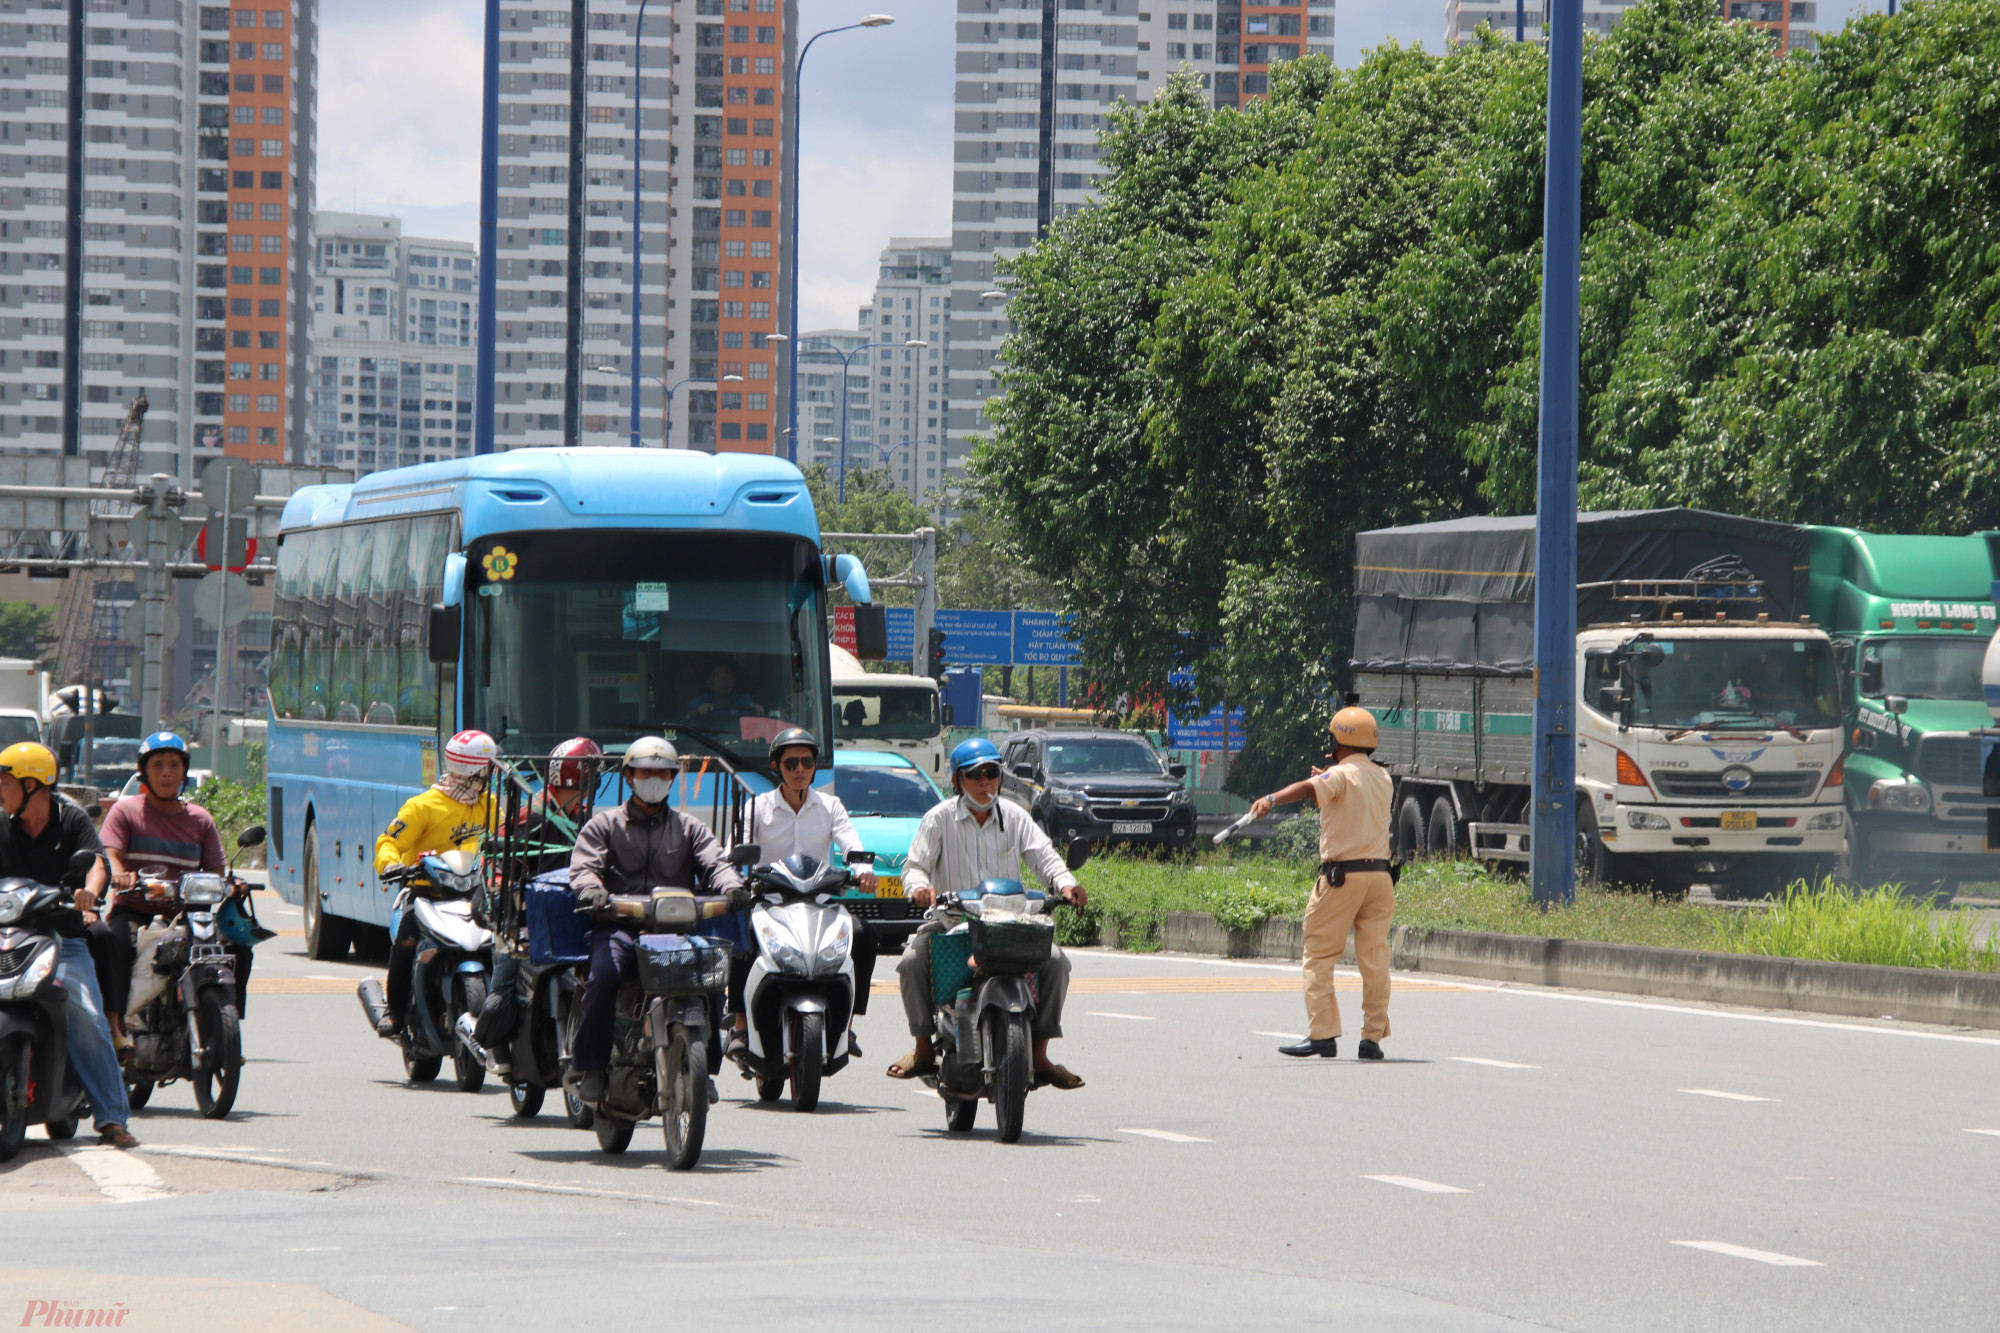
[1516,0,1525,42]
[837,345,853,503]
[1530,0,1581,908]
[473,0,500,455]
[629,0,650,448]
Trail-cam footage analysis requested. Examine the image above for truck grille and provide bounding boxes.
[1915,737,1982,788]
[1649,771,1820,800]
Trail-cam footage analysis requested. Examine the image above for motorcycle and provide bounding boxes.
[730,850,870,1112]
[0,850,101,1159]
[456,867,594,1128]
[122,827,266,1119]
[357,840,493,1089]
[919,878,1058,1144]
[561,863,744,1170]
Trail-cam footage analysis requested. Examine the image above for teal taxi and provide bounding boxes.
[826,748,947,947]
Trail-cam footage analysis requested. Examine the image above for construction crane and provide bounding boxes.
[51,391,148,687]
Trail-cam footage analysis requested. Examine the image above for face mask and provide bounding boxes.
[961,789,996,812]
[631,776,673,805]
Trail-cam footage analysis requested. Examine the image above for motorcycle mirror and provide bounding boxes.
[846,849,876,865]
[64,849,99,887]
[728,843,761,867]
[237,824,267,848]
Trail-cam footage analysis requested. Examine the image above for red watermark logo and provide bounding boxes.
[17,1301,132,1327]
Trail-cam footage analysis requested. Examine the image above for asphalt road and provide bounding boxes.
[2,888,1995,1333]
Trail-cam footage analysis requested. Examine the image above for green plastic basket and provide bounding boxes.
[930,929,974,1006]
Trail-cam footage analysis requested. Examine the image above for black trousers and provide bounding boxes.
[573,925,641,1074]
[385,910,424,1018]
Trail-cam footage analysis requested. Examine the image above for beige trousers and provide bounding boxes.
[1301,871,1394,1041]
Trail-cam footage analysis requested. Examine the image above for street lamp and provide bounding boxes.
[785,14,894,465]
[776,335,923,501]
[593,365,739,450]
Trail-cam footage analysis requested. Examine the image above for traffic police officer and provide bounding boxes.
[1247,706,1394,1060]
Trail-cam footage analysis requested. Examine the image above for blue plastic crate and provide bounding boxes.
[525,869,591,967]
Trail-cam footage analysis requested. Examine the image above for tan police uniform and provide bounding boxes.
[1302,755,1395,1042]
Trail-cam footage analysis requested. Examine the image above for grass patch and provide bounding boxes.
[1064,848,1999,973]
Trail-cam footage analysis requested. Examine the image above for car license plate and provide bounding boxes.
[873,876,904,898]
[1719,810,1757,831]
[1111,822,1152,835]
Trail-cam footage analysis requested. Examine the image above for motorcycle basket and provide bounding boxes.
[968,916,1053,973]
[929,928,974,1006]
[636,933,731,997]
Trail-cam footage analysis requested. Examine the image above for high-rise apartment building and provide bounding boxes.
[1,2,317,477]
[1209,0,1334,106]
[858,237,948,497]
[309,212,477,474]
[1447,1,1816,53]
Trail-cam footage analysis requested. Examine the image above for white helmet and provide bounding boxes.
[443,729,500,776]
[623,736,679,773]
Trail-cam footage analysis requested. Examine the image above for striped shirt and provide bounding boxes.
[901,795,1076,899]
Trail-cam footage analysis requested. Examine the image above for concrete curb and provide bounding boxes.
[1154,911,2000,1030]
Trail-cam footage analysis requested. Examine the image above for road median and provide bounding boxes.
[1154,911,2000,1030]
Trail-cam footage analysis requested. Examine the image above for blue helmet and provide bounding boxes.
[139,731,189,766]
[950,737,1001,777]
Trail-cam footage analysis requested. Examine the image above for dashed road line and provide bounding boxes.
[1451,1057,1540,1069]
[59,1145,173,1203]
[1118,1128,1211,1144]
[1254,1031,1305,1040]
[1965,1129,2000,1138]
[1362,1175,1471,1195]
[1680,1088,1778,1103]
[455,1176,726,1207]
[1086,1011,1156,1021]
[1672,1240,1822,1267]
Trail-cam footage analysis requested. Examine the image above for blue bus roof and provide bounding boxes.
[277,448,819,546]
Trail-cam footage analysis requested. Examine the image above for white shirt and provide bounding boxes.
[747,785,863,866]
[902,795,1077,898]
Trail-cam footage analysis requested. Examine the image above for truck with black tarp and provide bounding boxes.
[1351,508,1847,897]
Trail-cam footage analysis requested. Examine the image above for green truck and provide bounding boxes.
[1805,526,2000,895]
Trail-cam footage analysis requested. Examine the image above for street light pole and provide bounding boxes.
[784,16,894,465]
[595,366,732,449]
[774,335,921,500]
[474,0,500,456]
[628,0,652,448]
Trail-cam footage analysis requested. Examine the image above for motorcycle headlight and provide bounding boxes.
[1807,809,1845,830]
[0,890,23,925]
[817,915,853,970]
[754,915,804,970]
[0,944,57,1001]
[180,873,227,906]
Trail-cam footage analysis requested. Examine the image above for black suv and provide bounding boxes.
[999,729,1194,868]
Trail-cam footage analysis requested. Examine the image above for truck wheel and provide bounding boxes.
[1574,801,1612,888]
[1395,796,1427,863]
[1425,799,1459,859]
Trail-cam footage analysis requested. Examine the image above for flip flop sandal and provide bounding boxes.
[886,1051,935,1080]
[1035,1064,1085,1090]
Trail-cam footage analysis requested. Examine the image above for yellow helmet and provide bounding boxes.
[0,741,58,787]
[1328,706,1378,751]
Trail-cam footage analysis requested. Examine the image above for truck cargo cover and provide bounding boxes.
[1352,509,1808,674]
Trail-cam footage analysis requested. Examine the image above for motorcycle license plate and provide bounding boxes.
[1111,822,1152,835]
[1719,810,1757,831]
[873,876,904,898]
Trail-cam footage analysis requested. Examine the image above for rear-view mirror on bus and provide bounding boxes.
[853,603,888,661]
[427,602,461,665]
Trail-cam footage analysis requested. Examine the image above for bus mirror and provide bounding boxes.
[852,602,887,661]
[427,602,461,665]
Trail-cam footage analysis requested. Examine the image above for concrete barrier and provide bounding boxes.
[1152,912,2000,1030]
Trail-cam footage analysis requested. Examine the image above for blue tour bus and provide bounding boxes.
[264,448,878,959]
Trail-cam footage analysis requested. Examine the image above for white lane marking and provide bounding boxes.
[1072,1194,1101,1203]
[1672,1240,1822,1267]
[1254,1031,1306,1040]
[1086,1011,1156,1021]
[455,1176,725,1207]
[1450,1057,1540,1069]
[60,1145,173,1203]
[1363,1175,1471,1194]
[1118,1128,1211,1144]
[1680,1088,1779,1103]
[1966,1129,2000,1137]
[285,1247,341,1253]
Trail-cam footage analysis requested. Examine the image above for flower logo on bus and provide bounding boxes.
[482,546,518,582]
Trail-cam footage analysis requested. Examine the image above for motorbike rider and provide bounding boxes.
[734,727,877,1057]
[887,738,1086,1091]
[371,730,499,1038]
[0,741,135,1148]
[99,733,243,1013]
[567,736,747,1106]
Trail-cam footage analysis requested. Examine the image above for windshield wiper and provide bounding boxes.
[1702,712,1804,740]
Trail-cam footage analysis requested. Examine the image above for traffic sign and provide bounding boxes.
[199,456,257,515]
[1012,610,1079,666]
[126,511,182,557]
[193,570,250,630]
[935,609,1013,665]
[195,517,256,571]
[1167,704,1246,753]
[885,607,915,662]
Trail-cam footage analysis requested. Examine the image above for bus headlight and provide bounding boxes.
[1625,810,1670,831]
[1866,779,1930,813]
[1806,810,1845,831]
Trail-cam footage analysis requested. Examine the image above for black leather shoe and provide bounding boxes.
[1278,1037,1338,1058]
[1357,1039,1384,1061]
[577,1070,607,1104]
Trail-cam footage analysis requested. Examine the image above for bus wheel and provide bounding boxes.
[302,825,354,961]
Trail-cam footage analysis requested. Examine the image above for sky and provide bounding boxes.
[318,1,1886,334]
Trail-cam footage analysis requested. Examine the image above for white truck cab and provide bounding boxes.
[829,644,947,780]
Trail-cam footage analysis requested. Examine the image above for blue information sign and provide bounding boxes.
[1012,610,1079,666]
[883,607,915,663]
[935,608,1014,666]
[1166,705,1246,753]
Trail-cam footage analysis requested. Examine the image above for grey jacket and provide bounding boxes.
[568,798,744,902]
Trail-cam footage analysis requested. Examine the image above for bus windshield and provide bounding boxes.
[1630,637,1841,730]
[1865,637,1987,701]
[833,684,940,741]
[469,529,830,767]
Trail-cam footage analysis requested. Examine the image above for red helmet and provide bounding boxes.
[548,736,602,788]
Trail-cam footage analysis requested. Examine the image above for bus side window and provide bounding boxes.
[271,533,307,717]
[332,524,374,724]
[402,515,449,729]
[364,518,410,725]
[301,527,338,721]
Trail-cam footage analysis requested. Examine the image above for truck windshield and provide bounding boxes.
[1630,638,1841,730]
[0,717,37,748]
[833,685,940,740]
[1045,737,1166,776]
[1865,638,1987,701]
[470,530,830,768]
